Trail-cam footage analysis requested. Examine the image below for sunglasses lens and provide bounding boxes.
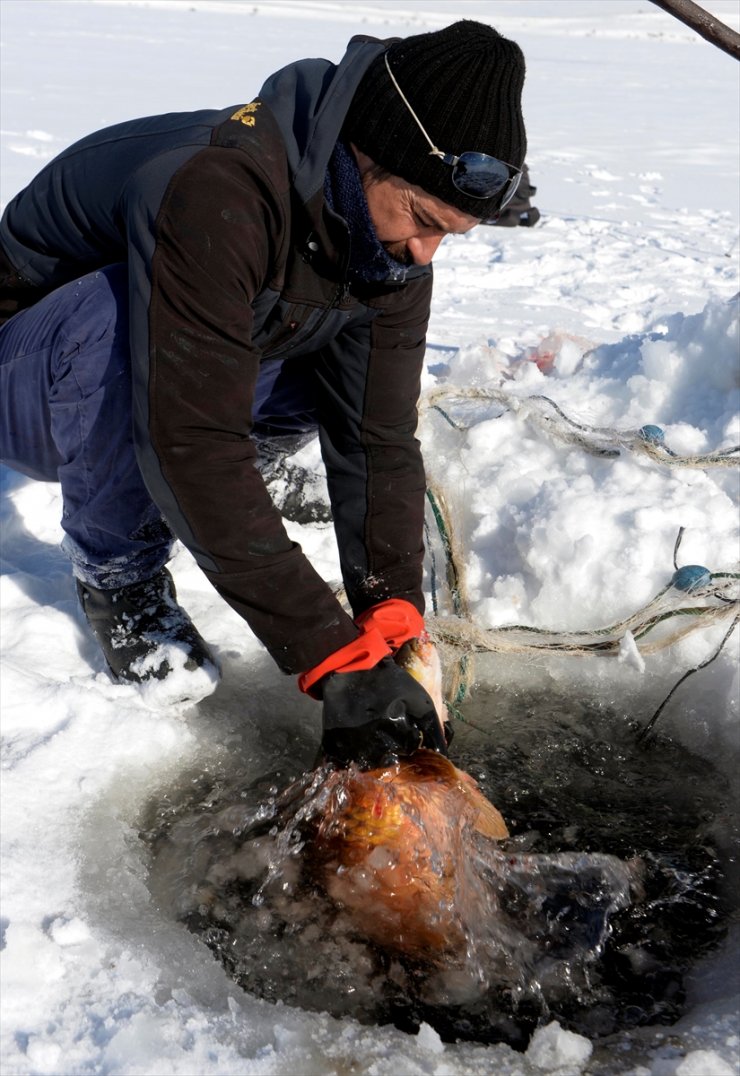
[498,169,522,210]
[452,152,521,204]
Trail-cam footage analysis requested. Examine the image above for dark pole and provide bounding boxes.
[650,0,740,61]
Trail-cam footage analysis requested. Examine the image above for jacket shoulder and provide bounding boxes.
[209,100,290,193]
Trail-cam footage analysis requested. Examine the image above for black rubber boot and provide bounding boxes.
[76,568,219,685]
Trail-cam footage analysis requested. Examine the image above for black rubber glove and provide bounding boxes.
[320,656,448,769]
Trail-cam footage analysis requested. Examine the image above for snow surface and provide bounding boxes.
[1,1,739,1074]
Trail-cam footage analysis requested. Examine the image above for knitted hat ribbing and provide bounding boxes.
[342,20,527,219]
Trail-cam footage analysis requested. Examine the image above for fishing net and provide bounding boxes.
[424,385,740,468]
[418,386,739,736]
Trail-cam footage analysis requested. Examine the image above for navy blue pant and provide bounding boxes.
[0,265,317,588]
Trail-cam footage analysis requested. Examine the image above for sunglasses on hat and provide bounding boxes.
[384,53,522,208]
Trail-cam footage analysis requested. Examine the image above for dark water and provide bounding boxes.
[139,691,736,1050]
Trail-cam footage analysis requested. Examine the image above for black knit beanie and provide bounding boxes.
[342,20,527,219]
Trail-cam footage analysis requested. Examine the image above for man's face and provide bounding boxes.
[352,148,479,266]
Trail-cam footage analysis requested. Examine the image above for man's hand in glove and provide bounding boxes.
[319,656,448,769]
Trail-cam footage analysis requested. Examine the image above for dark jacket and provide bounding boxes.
[0,37,431,675]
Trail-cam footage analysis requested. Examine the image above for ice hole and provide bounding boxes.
[138,688,738,1052]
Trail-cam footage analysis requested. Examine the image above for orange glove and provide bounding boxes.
[354,598,424,651]
[297,598,424,698]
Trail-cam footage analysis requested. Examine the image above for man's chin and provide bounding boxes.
[383,242,414,266]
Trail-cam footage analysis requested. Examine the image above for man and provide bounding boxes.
[0,20,526,766]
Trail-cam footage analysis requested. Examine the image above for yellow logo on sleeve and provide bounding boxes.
[231,101,261,127]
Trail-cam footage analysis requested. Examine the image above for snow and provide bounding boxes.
[525,1022,593,1072]
[1,1,739,1074]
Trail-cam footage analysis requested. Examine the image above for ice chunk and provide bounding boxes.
[416,1022,445,1055]
[526,1021,593,1071]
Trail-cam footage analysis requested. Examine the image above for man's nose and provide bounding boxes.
[406,234,445,265]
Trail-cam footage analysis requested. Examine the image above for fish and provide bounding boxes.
[394,632,448,732]
[308,746,641,973]
[394,630,457,753]
[301,633,507,958]
[310,749,509,958]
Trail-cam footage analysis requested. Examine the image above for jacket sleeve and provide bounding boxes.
[124,147,360,674]
[314,273,432,619]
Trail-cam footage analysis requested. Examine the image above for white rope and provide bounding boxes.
[423,386,740,468]
[421,478,739,722]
